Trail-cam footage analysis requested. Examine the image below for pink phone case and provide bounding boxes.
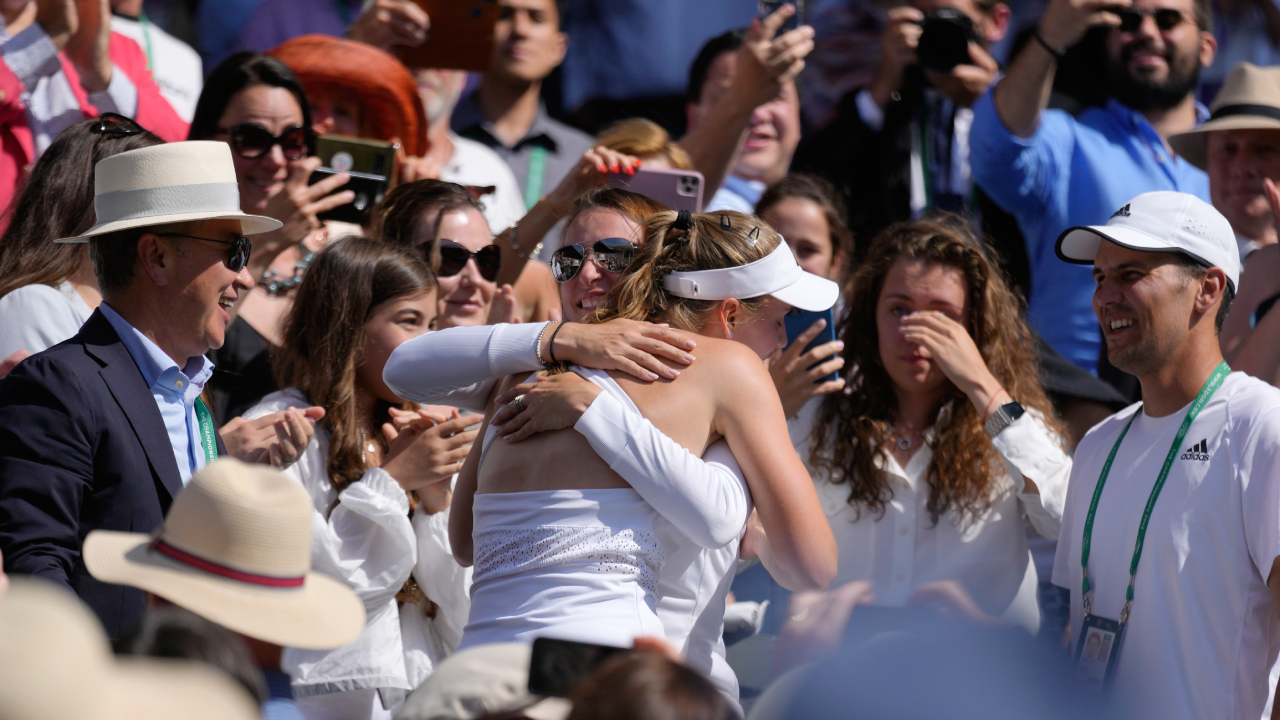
[606,167,705,212]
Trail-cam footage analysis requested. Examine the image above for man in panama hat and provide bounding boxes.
[1170,62,1280,260]
[0,141,283,637]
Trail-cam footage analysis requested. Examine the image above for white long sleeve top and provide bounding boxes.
[789,398,1071,633]
[246,389,470,698]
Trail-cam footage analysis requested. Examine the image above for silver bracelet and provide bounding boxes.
[505,221,543,261]
[534,321,555,367]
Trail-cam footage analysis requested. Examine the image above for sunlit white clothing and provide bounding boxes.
[0,281,92,358]
[793,400,1070,632]
[247,389,471,709]
[1053,373,1280,720]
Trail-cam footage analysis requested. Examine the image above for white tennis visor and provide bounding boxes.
[662,241,840,312]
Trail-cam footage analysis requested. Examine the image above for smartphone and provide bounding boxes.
[606,167,704,213]
[308,168,387,225]
[309,135,396,225]
[527,637,627,698]
[315,135,397,179]
[784,306,838,384]
[397,0,497,71]
[759,0,804,31]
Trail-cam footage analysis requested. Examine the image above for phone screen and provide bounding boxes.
[527,637,627,698]
[759,0,804,31]
[784,307,838,384]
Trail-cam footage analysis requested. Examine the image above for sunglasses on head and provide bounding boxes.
[158,233,253,272]
[1111,7,1186,32]
[551,238,637,283]
[91,112,147,136]
[431,241,502,282]
[220,123,312,161]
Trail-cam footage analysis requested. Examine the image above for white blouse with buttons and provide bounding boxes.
[788,398,1071,633]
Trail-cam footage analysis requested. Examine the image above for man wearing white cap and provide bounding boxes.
[0,140,282,637]
[1050,191,1280,719]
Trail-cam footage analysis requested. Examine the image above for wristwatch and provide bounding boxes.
[983,401,1025,438]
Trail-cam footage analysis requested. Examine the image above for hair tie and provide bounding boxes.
[673,210,693,231]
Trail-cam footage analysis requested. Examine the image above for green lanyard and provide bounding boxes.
[524,145,548,211]
[1080,361,1231,623]
[137,9,154,71]
[193,397,218,465]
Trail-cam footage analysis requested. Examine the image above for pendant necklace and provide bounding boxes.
[357,427,377,465]
[895,434,913,451]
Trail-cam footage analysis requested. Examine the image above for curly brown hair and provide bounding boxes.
[809,218,1063,525]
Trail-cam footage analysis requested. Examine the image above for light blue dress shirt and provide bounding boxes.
[970,92,1210,373]
[99,303,215,485]
[705,175,767,214]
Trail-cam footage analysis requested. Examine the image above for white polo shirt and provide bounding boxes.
[1053,371,1280,720]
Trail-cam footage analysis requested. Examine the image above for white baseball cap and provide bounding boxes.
[1055,191,1240,292]
[662,241,840,312]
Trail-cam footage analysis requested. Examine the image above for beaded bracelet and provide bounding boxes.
[534,321,555,368]
[505,221,543,261]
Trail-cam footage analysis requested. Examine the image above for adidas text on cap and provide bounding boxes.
[1054,191,1241,292]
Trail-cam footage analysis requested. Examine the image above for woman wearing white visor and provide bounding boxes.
[385,210,837,708]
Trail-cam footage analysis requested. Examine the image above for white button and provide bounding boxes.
[896,573,906,583]
[899,527,909,536]
[1007,447,1018,457]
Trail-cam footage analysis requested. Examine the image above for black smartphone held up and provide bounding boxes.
[309,135,396,225]
[915,8,980,75]
[606,167,704,212]
[527,637,627,698]
[759,0,804,31]
[784,306,838,384]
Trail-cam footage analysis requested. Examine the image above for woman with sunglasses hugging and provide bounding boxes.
[244,237,476,720]
[189,53,354,422]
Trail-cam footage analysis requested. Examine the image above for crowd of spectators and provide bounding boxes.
[2,0,1280,718]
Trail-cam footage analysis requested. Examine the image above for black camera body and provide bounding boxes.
[915,8,981,75]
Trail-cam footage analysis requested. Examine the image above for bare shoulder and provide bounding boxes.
[678,336,775,400]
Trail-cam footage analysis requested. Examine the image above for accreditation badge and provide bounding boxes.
[1074,614,1123,691]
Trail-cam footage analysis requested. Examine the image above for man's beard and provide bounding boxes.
[1107,38,1201,111]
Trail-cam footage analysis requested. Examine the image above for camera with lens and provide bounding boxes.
[915,8,982,75]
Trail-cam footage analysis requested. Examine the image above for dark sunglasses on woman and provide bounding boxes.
[91,112,147,136]
[1111,7,1186,32]
[551,238,637,283]
[220,123,313,162]
[432,241,502,282]
[158,233,253,272]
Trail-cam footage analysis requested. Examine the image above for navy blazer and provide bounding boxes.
[0,309,226,638]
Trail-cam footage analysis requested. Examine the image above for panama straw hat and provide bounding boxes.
[1169,62,1280,170]
[84,458,365,650]
[0,578,260,720]
[55,140,283,243]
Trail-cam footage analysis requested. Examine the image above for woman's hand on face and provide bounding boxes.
[381,413,480,492]
[767,319,845,418]
[491,373,603,443]
[220,406,326,468]
[542,146,642,216]
[900,311,1001,405]
[263,156,355,245]
[554,319,698,382]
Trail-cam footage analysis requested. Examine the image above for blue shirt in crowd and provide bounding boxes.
[969,92,1209,372]
[99,303,215,484]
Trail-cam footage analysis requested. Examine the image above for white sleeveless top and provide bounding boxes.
[459,383,668,649]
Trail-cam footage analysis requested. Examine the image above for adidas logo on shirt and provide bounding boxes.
[1181,439,1211,462]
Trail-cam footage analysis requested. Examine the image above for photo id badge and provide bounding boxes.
[1074,614,1123,691]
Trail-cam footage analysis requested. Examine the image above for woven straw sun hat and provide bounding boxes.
[84,458,365,650]
[0,577,260,720]
[55,140,283,243]
[1169,62,1280,170]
